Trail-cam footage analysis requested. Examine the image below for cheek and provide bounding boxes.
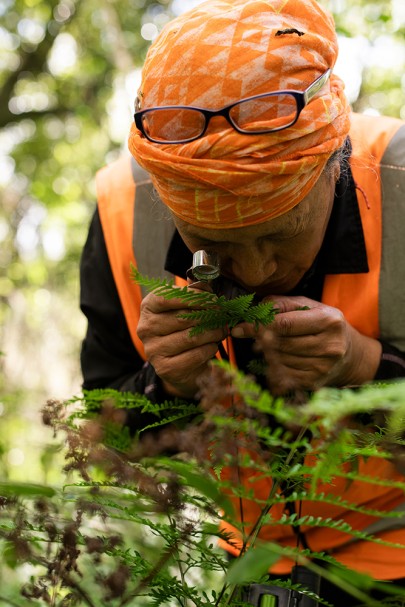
[274,241,309,265]
[271,237,321,280]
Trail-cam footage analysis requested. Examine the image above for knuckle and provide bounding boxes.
[140,293,153,311]
[136,320,145,338]
[154,356,174,379]
[277,315,294,336]
[193,346,219,371]
[269,375,296,396]
[325,340,346,359]
[324,307,345,329]
[194,342,218,364]
[185,332,202,348]
[136,318,150,341]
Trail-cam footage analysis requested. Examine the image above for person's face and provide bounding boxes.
[173,164,340,297]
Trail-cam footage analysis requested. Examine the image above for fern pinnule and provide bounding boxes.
[131,265,276,336]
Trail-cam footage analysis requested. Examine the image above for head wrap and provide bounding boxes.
[129,0,350,229]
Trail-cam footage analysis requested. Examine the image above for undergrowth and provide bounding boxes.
[1,274,405,605]
[1,369,405,606]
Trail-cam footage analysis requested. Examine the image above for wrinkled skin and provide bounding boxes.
[137,162,381,398]
[232,294,380,396]
[137,289,227,398]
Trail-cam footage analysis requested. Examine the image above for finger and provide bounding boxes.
[271,305,344,338]
[143,287,216,313]
[230,308,316,339]
[152,342,220,380]
[140,309,201,336]
[267,367,321,395]
[264,295,314,313]
[268,353,333,374]
[265,355,335,394]
[146,327,226,358]
[142,291,189,313]
[230,296,318,339]
[259,331,346,359]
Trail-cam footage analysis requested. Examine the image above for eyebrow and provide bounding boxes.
[187,234,225,244]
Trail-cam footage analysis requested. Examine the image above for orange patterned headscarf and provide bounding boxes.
[128,0,350,229]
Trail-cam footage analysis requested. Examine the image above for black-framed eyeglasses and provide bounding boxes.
[134,68,331,144]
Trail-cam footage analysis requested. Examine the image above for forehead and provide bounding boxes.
[173,196,313,243]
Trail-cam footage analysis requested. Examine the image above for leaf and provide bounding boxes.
[226,543,280,585]
[2,542,18,569]
[0,482,56,498]
[131,266,276,335]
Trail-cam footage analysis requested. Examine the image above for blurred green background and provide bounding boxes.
[0,0,404,480]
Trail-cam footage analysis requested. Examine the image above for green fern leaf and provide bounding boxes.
[131,265,276,335]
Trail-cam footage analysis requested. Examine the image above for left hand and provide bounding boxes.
[231,295,382,396]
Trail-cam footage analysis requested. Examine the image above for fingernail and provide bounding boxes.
[231,327,244,338]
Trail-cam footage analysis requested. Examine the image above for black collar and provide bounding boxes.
[319,161,368,275]
[164,163,368,295]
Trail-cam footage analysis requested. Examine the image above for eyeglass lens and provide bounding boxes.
[142,108,206,142]
[230,93,298,132]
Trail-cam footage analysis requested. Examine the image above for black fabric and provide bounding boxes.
[79,211,187,435]
[80,211,143,391]
[318,160,368,275]
[376,340,405,380]
[316,576,405,607]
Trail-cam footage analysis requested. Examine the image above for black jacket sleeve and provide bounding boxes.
[80,209,166,401]
[375,341,405,381]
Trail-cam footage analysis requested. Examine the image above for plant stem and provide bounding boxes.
[0,596,24,607]
[169,514,188,607]
[221,424,310,607]
[119,526,192,607]
[61,575,99,607]
[244,423,310,550]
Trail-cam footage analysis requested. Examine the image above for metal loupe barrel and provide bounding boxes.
[191,250,220,281]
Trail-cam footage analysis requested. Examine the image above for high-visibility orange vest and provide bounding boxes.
[97,113,405,579]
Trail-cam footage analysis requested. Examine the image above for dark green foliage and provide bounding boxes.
[2,370,405,605]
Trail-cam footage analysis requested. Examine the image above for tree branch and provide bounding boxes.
[0,0,77,129]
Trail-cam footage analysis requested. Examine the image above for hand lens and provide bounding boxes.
[188,250,220,282]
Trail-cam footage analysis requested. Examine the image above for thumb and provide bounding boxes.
[265,295,313,314]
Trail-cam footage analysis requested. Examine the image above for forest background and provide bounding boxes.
[0,0,405,481]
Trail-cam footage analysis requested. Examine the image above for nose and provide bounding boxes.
[229,248,277,288]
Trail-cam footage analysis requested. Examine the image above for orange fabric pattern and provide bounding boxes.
[129,0,350,228]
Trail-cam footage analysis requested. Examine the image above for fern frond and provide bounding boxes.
[336,471,405,491]
[131,264,217,306]
[247,358,267,376]
[262,490,405,521]
[218,293,255,313]
[272,512,405,549]
[139,407,200,434]
[131,265,276,335]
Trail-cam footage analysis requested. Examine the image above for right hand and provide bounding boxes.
[137,287,227,398]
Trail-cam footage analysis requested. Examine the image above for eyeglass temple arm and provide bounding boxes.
[304,68,332,104]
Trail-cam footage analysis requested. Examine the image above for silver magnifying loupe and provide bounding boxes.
[189,250,220,282]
